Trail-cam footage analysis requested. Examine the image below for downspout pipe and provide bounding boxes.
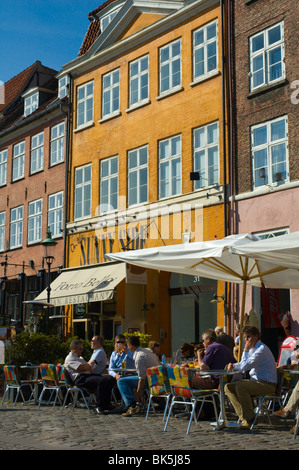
[221,0,229,332]
[60,75,72,269]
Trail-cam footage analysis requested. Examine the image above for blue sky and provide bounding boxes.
[0,0,105,83]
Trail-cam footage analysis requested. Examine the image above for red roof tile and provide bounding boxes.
[0,61,39,114]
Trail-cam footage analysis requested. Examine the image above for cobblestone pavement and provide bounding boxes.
[0,402,298,456]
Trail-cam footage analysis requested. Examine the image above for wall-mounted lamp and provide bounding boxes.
[210,294,225,304]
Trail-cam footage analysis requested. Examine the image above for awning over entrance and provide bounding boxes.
[34,262,126,307]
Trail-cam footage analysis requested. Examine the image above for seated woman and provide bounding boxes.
[175,343,195,363]
[147,340,161,361]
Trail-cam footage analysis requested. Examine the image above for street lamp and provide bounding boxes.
[41,227,57,333]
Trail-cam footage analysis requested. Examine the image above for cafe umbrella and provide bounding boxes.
[107,232,299,358]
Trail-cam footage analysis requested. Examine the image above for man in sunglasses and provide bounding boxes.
[108,334,135,381]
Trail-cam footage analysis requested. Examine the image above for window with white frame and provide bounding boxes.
[100,7,120,32]
[24,92,39,116]
[159,135,181,199]
[10,206,23,249]
[251,115,288,189]
[0,149,7,186]
[249,22,285,91]
[0,212,5,252]
[48,191,63,238]
[128,145,148,206]
[74,164,92,220]
[193,121,219,189]
[50,122,65,166]
[30,132,44,174]
[58,75,69,98]
[129,55,149,108]
[102,69,120,118]
[159,39,181,95]
[28,199,42,244]
[77,81,94,128]
[100,156,118,213]
[193,20,218,80]
[12,141,25,181]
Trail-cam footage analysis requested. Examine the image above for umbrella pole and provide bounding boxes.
[238,279,247,362]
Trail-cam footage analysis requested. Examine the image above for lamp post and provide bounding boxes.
[41,227,57,334]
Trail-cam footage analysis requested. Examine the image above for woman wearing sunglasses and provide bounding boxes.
[108,334,135,381]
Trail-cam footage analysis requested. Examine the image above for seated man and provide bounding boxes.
[64,339,115,415]
[89,335,107,375]
[224,325,277,428]
[117,335,160,417]
[108,334,135,381]
[192,328,236,390]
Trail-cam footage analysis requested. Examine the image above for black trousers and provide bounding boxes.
[75,373,115,409]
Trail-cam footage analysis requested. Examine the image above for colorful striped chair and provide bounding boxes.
[146,365,171,421]
[164,365,219,435]
[1,365,35,407]
[60,366,94,413]
[38,363,66,409]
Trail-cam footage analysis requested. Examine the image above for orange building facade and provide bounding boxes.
[60,0,229,355]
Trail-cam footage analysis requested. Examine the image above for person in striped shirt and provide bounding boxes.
[225,325,277,428]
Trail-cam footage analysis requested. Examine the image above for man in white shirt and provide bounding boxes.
[117,335,160,417]
[89,335,107,374]
[64,339,115,415]
[225,325,277,428]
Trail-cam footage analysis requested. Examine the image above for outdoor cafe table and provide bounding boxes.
[107,368,137,375]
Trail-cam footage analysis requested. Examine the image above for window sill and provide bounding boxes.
[73,121,95,133]
[247,79,287,99]
[98,111,121,123]
[126,99,151,113]
[190,70,221,87]
[156,86,184,101]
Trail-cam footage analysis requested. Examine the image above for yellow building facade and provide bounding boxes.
[60,0,229,355]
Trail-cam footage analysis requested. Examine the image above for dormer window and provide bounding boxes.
[23,89,39,116]
[100,7,120,32]
[58,75,69,99]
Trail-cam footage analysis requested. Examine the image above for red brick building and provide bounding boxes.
[0,61,69,331]
[229,0,299,356]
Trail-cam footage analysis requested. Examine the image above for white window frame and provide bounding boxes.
[30,131,44,174]
[193,121,219,189]
[0,149,7,186]
[24,91,39,117]
[159,135,182,199]
[10,206,23,249]
[102,69,120,119]
[100,7,120,32]
[128,145,148,207]
[159,38,182,95]
[0,211,5,252]
[58,75,69,98]
[249,22,285,91]
[129,55,149,108]
[28,199,43,245]
[251,115,289,189]
[100,156,118,214]
[74,164,92,220]
[50,122,65,166]
[48,191,63,238]
[193,20,218,81]
[12,141,25,181]
[76,81,94,128]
